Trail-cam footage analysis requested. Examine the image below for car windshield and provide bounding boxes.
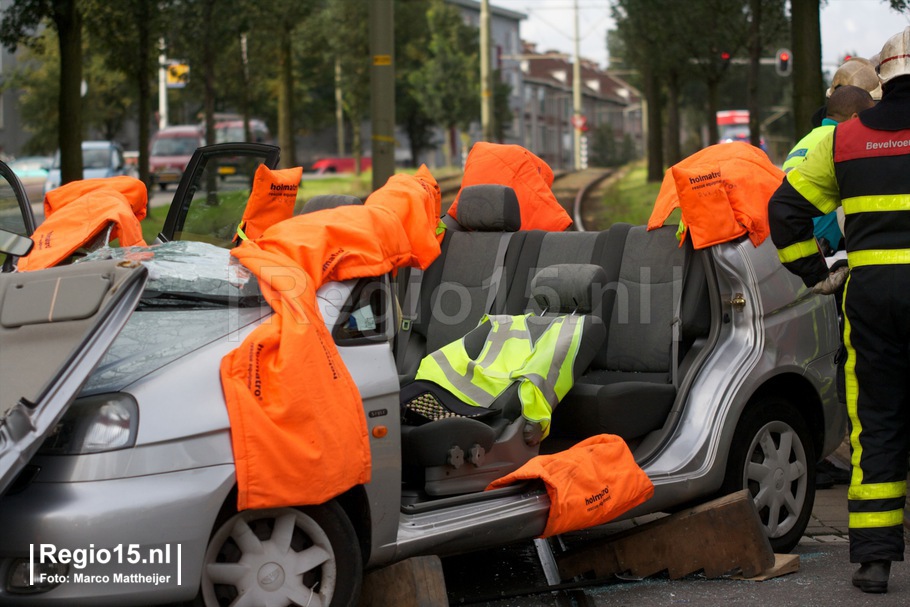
[76,240,265,308]
[152,136,199,156]
[83,148,111,169]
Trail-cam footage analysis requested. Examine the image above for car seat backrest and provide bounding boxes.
[421,185,525,354]
[529,263,607,315]
[300,194,363,214]
[602,225,685,376]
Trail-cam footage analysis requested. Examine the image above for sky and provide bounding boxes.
[494,0,910,72]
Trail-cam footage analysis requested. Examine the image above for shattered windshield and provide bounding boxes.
[77,240,266,308]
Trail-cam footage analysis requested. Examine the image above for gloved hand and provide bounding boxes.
[812,265,849,295]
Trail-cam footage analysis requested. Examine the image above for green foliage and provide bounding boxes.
[589,123,636,168]
[408,0,480,132]
[591,161,666,229]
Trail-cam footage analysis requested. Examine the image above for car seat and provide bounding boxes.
[400,263,607,497]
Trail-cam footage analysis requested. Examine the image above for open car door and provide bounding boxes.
[0,235,148,495]
[158,142,280,246]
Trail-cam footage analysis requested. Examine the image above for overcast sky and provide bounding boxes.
[496,0,910,72]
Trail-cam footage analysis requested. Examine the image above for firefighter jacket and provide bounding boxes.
[487,434,654,537]
[220,166,441,510]
[647,142,781,249]
[19,177,148,272]
[414,313,585,438]
[448,142,572,231]
[768,78,910,286]
[781,120,843,251]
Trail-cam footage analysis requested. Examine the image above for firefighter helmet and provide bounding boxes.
[877,26,910,85]
[826,57,882,100]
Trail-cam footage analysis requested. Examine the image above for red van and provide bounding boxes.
[149,125,205,190]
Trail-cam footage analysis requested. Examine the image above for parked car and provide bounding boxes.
[44,141,129,195]
[310,156,372,174]
[7,156,52,202]
[149,125,206,191]
[0,144,845,606]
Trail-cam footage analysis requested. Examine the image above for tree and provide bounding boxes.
[790,0,823,138]
[409,0,479,168]
[323,0,371,175]
[1,0,85,185]
[395,0,435,167]
[83,0,170,187]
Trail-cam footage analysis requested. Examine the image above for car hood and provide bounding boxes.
[0,260,147,495]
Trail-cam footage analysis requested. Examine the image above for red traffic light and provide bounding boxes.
[721,52,731,61]
[776,48,792,76]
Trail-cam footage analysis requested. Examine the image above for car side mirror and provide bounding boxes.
[0,228,34,258]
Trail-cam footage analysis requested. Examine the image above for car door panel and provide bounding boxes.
[0,260,148,494]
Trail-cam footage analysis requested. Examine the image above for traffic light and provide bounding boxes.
[720,51,731,68]
[776,49,792,76]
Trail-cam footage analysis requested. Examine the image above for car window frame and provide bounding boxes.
[157,142,280,243]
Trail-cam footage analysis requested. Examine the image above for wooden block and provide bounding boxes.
[557,490,775,581]
[732,553,800,581]
[358,555,448,607]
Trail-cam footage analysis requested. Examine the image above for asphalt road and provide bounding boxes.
[442,481,910,607]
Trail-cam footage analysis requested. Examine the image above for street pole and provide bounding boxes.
[480,0,493,142]
[572,0,582,169]
[370,0,395,192]
[158,38,168,130]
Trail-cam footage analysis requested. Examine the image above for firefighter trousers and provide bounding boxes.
[843,265,910,563]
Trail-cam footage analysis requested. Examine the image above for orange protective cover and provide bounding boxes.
[487,434,654,538]
[648,142,782,248]
[449,142,572,231]
[234,164,302,242]
[221,169,441,510]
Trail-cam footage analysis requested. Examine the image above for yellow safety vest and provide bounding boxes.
[415,313,585,437]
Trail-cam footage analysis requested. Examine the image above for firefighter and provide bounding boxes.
[767,27,910,594]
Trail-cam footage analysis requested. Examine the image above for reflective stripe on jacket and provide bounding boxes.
[415,313,584,437]
[833,118,910,268]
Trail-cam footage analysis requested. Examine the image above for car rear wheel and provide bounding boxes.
[722,396,816,553]
[200,501,362,607]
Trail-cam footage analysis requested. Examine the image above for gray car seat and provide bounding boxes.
[300,194,363,214]
[551,225,690,442]
[400,263,607,497]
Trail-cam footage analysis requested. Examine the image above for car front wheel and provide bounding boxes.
[722,397,816,553]
[200,501,362,607]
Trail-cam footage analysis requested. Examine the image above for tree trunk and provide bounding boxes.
[643,65,663,182]
[706,79,720,145]
[136,0,152,191]
[277,25,296,168]
[55,1,83,186]
[747,0,762,148]
[666,71,681,166]
[352,118,362,177]
[443,127,453,169]
[790,0,823,138]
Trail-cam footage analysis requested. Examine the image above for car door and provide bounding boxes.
[158,142,280,246]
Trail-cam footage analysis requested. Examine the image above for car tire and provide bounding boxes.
[721,396,816,553]
[199,501,362,607]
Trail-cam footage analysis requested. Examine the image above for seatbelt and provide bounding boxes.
[483,233,512,314]
[395,214,457,374]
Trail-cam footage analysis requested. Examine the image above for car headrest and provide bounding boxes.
[530,264,607,314]
[301,194,363,214]
[456,185,521,232]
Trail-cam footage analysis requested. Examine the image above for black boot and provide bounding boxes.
[852,560,891,593]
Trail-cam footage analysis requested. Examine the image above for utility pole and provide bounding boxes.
[370,0,395,191]
[572,0,582,169]
[158,38,168,130]
[480,0,494,142]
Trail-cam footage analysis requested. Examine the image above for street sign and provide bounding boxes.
[166,62,189,88]
[571,114,587,130]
